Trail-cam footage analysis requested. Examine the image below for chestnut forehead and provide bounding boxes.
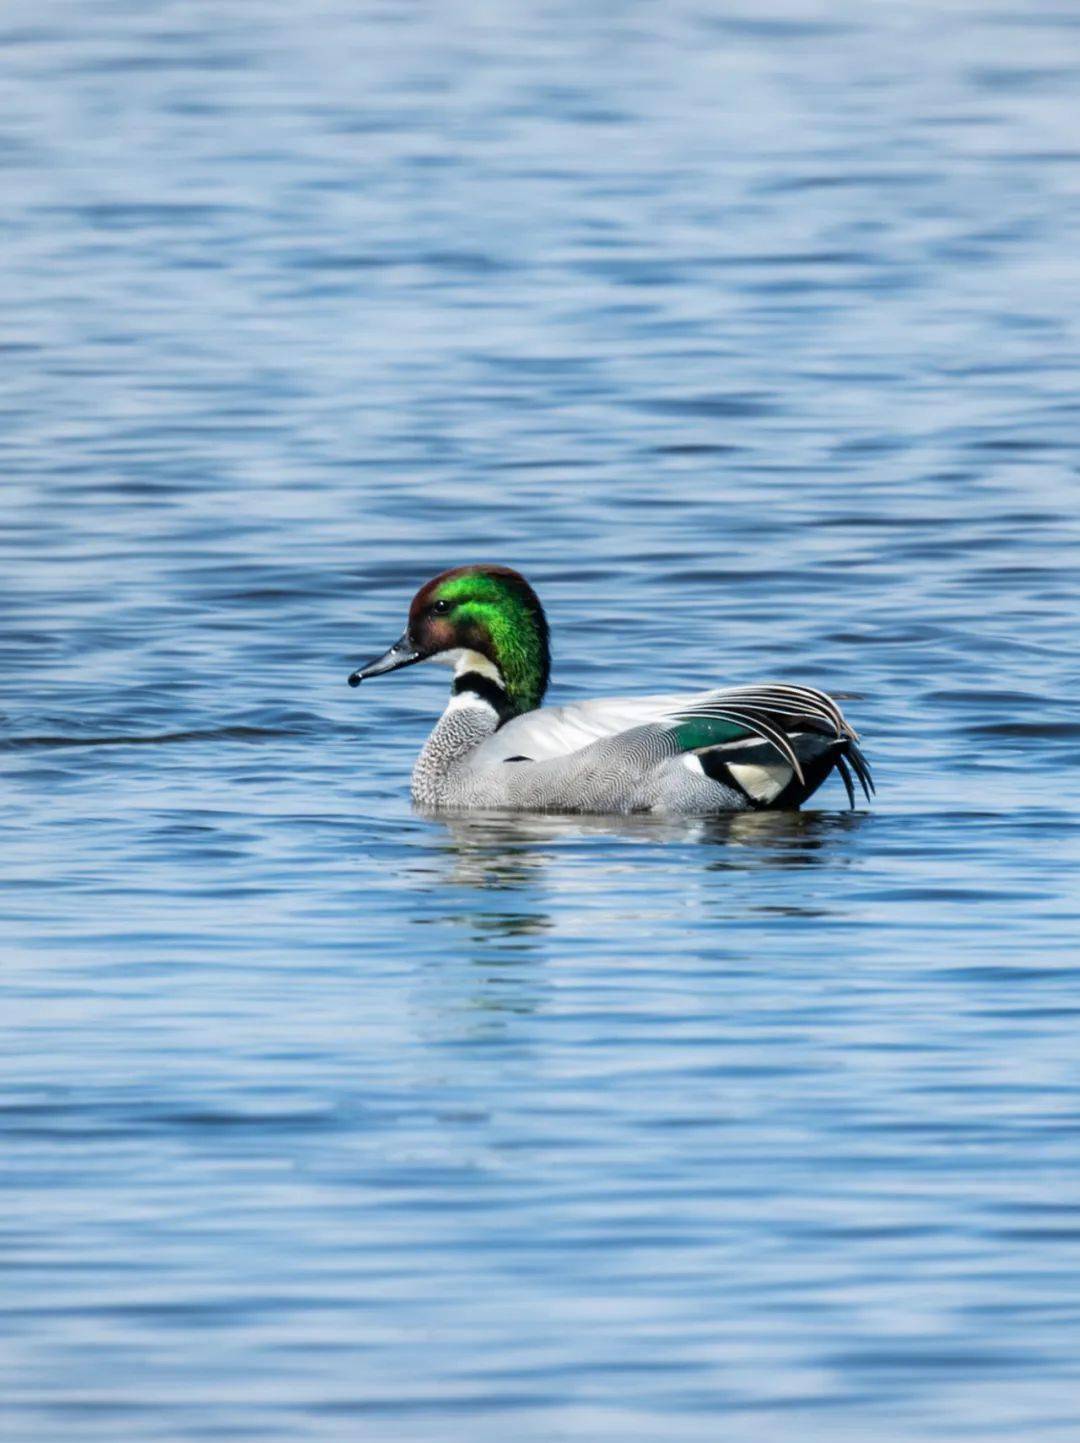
[408,568,465,624]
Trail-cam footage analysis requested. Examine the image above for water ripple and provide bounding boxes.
[2,2,1079,1441]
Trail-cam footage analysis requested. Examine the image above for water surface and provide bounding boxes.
[3,2,1080,1439]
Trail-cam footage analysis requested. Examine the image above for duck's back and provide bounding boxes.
[471,693,705,766]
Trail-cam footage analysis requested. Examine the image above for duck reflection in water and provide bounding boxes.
[415,807,870,935]
[405,809,871,1036]
[431,807,870,876]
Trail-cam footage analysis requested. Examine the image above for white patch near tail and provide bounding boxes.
[726,760,794,804]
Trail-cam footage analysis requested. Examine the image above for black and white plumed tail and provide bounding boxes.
[667,683,875,809]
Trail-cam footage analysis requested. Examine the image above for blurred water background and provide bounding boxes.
[3,2,1080,1439]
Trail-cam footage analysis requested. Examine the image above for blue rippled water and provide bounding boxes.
[3,3,1080,1439]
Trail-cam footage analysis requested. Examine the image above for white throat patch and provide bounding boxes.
[433,648,505,687]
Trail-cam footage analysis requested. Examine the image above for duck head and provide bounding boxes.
[348,564,550,716]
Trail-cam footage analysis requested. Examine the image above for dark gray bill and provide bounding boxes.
[347,633,423,687]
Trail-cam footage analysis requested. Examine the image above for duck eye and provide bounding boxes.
[432,598,452,615]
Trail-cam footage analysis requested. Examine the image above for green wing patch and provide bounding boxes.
[671,717,752,753]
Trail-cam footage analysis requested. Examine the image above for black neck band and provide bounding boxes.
[452,671,512,719]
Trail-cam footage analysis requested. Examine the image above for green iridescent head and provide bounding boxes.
[348,564,550,715]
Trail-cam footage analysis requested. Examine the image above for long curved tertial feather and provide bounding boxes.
[835,753,856,809]
[674,684,855,736]
[844,739,876,800]
[666,684,862,786]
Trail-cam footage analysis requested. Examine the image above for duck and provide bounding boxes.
[348,564,874,814]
